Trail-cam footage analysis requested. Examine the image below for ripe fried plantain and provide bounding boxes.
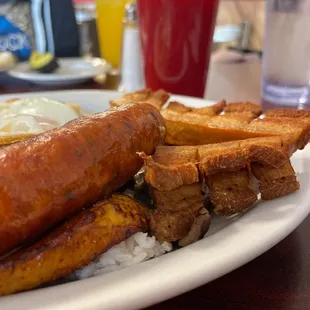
[0,194,148,296]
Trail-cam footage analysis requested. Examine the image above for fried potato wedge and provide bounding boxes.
[165,101,193,113]
[223,101,262,118]
[161,109,271,145]
[0,194,148,296]
[110,88,169,110]
[166,100,226,116]
[265,108,310,119]
[161,108,310,148]
[248,117,310,150]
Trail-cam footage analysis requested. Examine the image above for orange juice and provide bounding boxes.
[95,0,133,68]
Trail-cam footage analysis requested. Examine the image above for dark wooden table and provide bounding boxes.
[1,63,310,310]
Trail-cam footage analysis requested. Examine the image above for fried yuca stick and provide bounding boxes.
[0,194,148,296]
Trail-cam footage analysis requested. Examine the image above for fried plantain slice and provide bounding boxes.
[0,194,148,296]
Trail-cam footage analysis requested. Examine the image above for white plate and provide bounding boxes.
[0,90,309,310]
[7,58,109,86]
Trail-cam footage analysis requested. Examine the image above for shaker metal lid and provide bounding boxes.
[125,2,137,22]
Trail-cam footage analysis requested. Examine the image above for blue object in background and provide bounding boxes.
[0,15,32,60]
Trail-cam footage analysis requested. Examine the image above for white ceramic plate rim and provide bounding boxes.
[7,58,106,82]
[0,90,309,310]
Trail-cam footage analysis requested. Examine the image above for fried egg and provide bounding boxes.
[0,97,81,135]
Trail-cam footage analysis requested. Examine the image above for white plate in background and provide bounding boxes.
[0,90,309,310]
[7,58,110,87]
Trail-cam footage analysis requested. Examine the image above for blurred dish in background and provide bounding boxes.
[7,57,110,86]
[213,24,241,44]
[29,51,59,73]
[95,0,133,68]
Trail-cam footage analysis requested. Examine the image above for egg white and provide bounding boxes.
[0,97,80,135]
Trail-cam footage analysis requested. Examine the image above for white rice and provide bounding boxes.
[75,232,173,280]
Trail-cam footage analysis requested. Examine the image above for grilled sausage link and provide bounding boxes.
[0,103,165,255]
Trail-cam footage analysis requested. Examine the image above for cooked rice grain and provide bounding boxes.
[75,232,172,280]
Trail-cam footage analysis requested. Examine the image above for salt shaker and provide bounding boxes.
[118,3,145,92]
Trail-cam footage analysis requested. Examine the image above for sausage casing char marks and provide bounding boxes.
[0,103,165,256]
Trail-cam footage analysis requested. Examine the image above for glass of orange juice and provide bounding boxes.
[95,0,133,68]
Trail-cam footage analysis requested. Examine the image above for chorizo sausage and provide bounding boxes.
[0,103,165,255]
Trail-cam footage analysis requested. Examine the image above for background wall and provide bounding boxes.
[216,0,266,50]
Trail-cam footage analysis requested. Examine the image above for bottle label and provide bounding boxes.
[273,0,300,12]
[0,16,32,60]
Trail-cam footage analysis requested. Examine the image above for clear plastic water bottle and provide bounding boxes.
[262,0,310,110]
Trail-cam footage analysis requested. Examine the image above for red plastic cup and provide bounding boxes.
[137,0,219,98]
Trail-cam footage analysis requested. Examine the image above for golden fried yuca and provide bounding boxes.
[0,194,148,296]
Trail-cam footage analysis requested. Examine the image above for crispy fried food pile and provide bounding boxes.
[162,101,310,149]
[112,89,310,150]
[140,136,299,245]
[112,89,309,247]
[2,89,306,296]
